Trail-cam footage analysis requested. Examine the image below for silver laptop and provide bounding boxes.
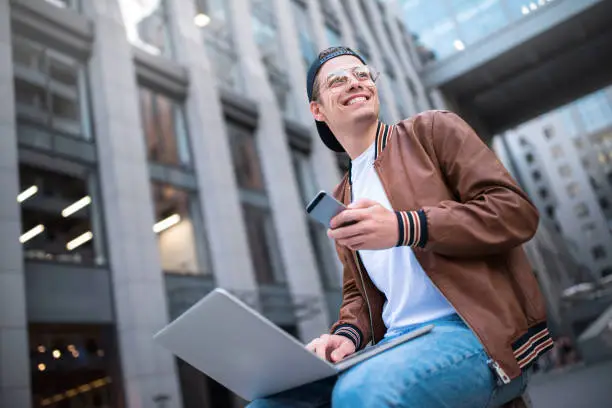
[153,288,433,401]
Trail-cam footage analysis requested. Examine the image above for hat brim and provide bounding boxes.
[316,121,345,153]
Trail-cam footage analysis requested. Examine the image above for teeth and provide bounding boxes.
[348,97,367,105]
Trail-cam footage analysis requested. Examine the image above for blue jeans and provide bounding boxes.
[247,314,529,408]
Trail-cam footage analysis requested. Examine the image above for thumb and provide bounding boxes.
[331,340,355,362]
[348,198,378,209]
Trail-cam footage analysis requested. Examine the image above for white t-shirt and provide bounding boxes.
[350,142,456,334]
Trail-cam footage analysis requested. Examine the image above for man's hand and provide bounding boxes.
[327,198,398,250]
[306,334,356,362]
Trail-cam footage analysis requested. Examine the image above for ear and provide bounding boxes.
[310,101,327,122]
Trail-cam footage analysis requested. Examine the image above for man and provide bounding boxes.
[249,47,552,407]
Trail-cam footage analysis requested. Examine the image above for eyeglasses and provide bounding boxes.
[314,66,379,99]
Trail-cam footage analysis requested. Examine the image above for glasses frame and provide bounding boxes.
[312,65,379,101]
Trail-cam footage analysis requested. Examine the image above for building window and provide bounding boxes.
[576,91,612,134]
[558,165,572,178]
[29,323,123,408]
[291,0,317,68]
[543,126,555,140]
[600,197,610,210]
[582,157,591,169]
[525,153,534,164]
[538,187,549,200]
[151,183,209,275]
[532,169,541,181]
[592,245,607,260]
[197,0,242,91]
[566,182,580,198]
[325,25,342,47]
[43,0,79,10]
[550,145,564,159]
[598,152,609,165]
[138,87,191,167]
[251,0,296,119]
[228,124,285,284]
[292,150,340,289]
[12,36,91,139]
[574,203,590,218]
[117,0,173,57]
[574,138,585,150]
[387,71,408,118]
[18,163,105,266]
[241,203,285,284]
[545,205,555,219]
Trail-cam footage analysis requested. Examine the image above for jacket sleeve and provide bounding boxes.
[395,110,539,257]
[329,256,371,350]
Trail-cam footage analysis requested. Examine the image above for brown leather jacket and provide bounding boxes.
[330,110,553,384]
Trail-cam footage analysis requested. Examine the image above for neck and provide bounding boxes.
[333,118,380,160]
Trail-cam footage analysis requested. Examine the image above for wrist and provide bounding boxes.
[395,209,428,248]
[333,324,363,350]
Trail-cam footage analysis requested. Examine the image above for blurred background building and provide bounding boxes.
[0,0,611,407]
[0,0,436,407]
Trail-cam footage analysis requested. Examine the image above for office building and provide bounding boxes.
[494,86,612,282]
[0,0,435,407]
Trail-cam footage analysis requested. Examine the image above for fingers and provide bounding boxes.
[330,208,368,230]
[327,223,364,240]
[347,198,378,209]
[331,340,356,362]
[306,338,318,353]
[307,335,356,362]
[315,334,330,360]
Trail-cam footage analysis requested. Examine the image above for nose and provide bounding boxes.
[346,76,364,91]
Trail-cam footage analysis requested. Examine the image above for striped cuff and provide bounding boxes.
[395,209,428,248]
[333,324,363,350]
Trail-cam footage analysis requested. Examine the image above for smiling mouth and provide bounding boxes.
[345,96,369,106]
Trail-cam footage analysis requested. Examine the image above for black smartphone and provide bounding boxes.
[306,191,349,228]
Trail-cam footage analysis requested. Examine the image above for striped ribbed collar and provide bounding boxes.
[348,120,395,186]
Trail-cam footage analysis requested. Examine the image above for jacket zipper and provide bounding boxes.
[348,183,376,347]
[370,163,512,385]
[352,251,376,347]
[427,279,512,385]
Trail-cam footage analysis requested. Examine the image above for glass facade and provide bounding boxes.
[228,123,286,284]
[196,0,243,91]
[251,0,296,118]
[12,36,92,139]
[18,163,106,266]
[292,150,340,289]
[29,323,123,408]
[43,0,79,10]
[325,25,343,47]
[398,0,558,64]
[117,0,173,57]
[138,87,192,168]
[291,0,318,68]
[151,183,208,275]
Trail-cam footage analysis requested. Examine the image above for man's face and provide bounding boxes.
[310,56,379,128]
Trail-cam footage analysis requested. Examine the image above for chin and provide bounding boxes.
[353,109,379,124]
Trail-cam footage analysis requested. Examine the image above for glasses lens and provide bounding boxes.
[327,71,349,88]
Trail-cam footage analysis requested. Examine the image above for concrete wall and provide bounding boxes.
[0,1,32,406]
[82,1,182,406]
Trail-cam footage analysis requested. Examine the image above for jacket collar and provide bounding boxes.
[348,120,395,186]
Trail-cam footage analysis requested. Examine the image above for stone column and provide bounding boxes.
[166,0,258,294]
[81,1,181,407]
[0,1,33,406]
[227,0,330,341]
